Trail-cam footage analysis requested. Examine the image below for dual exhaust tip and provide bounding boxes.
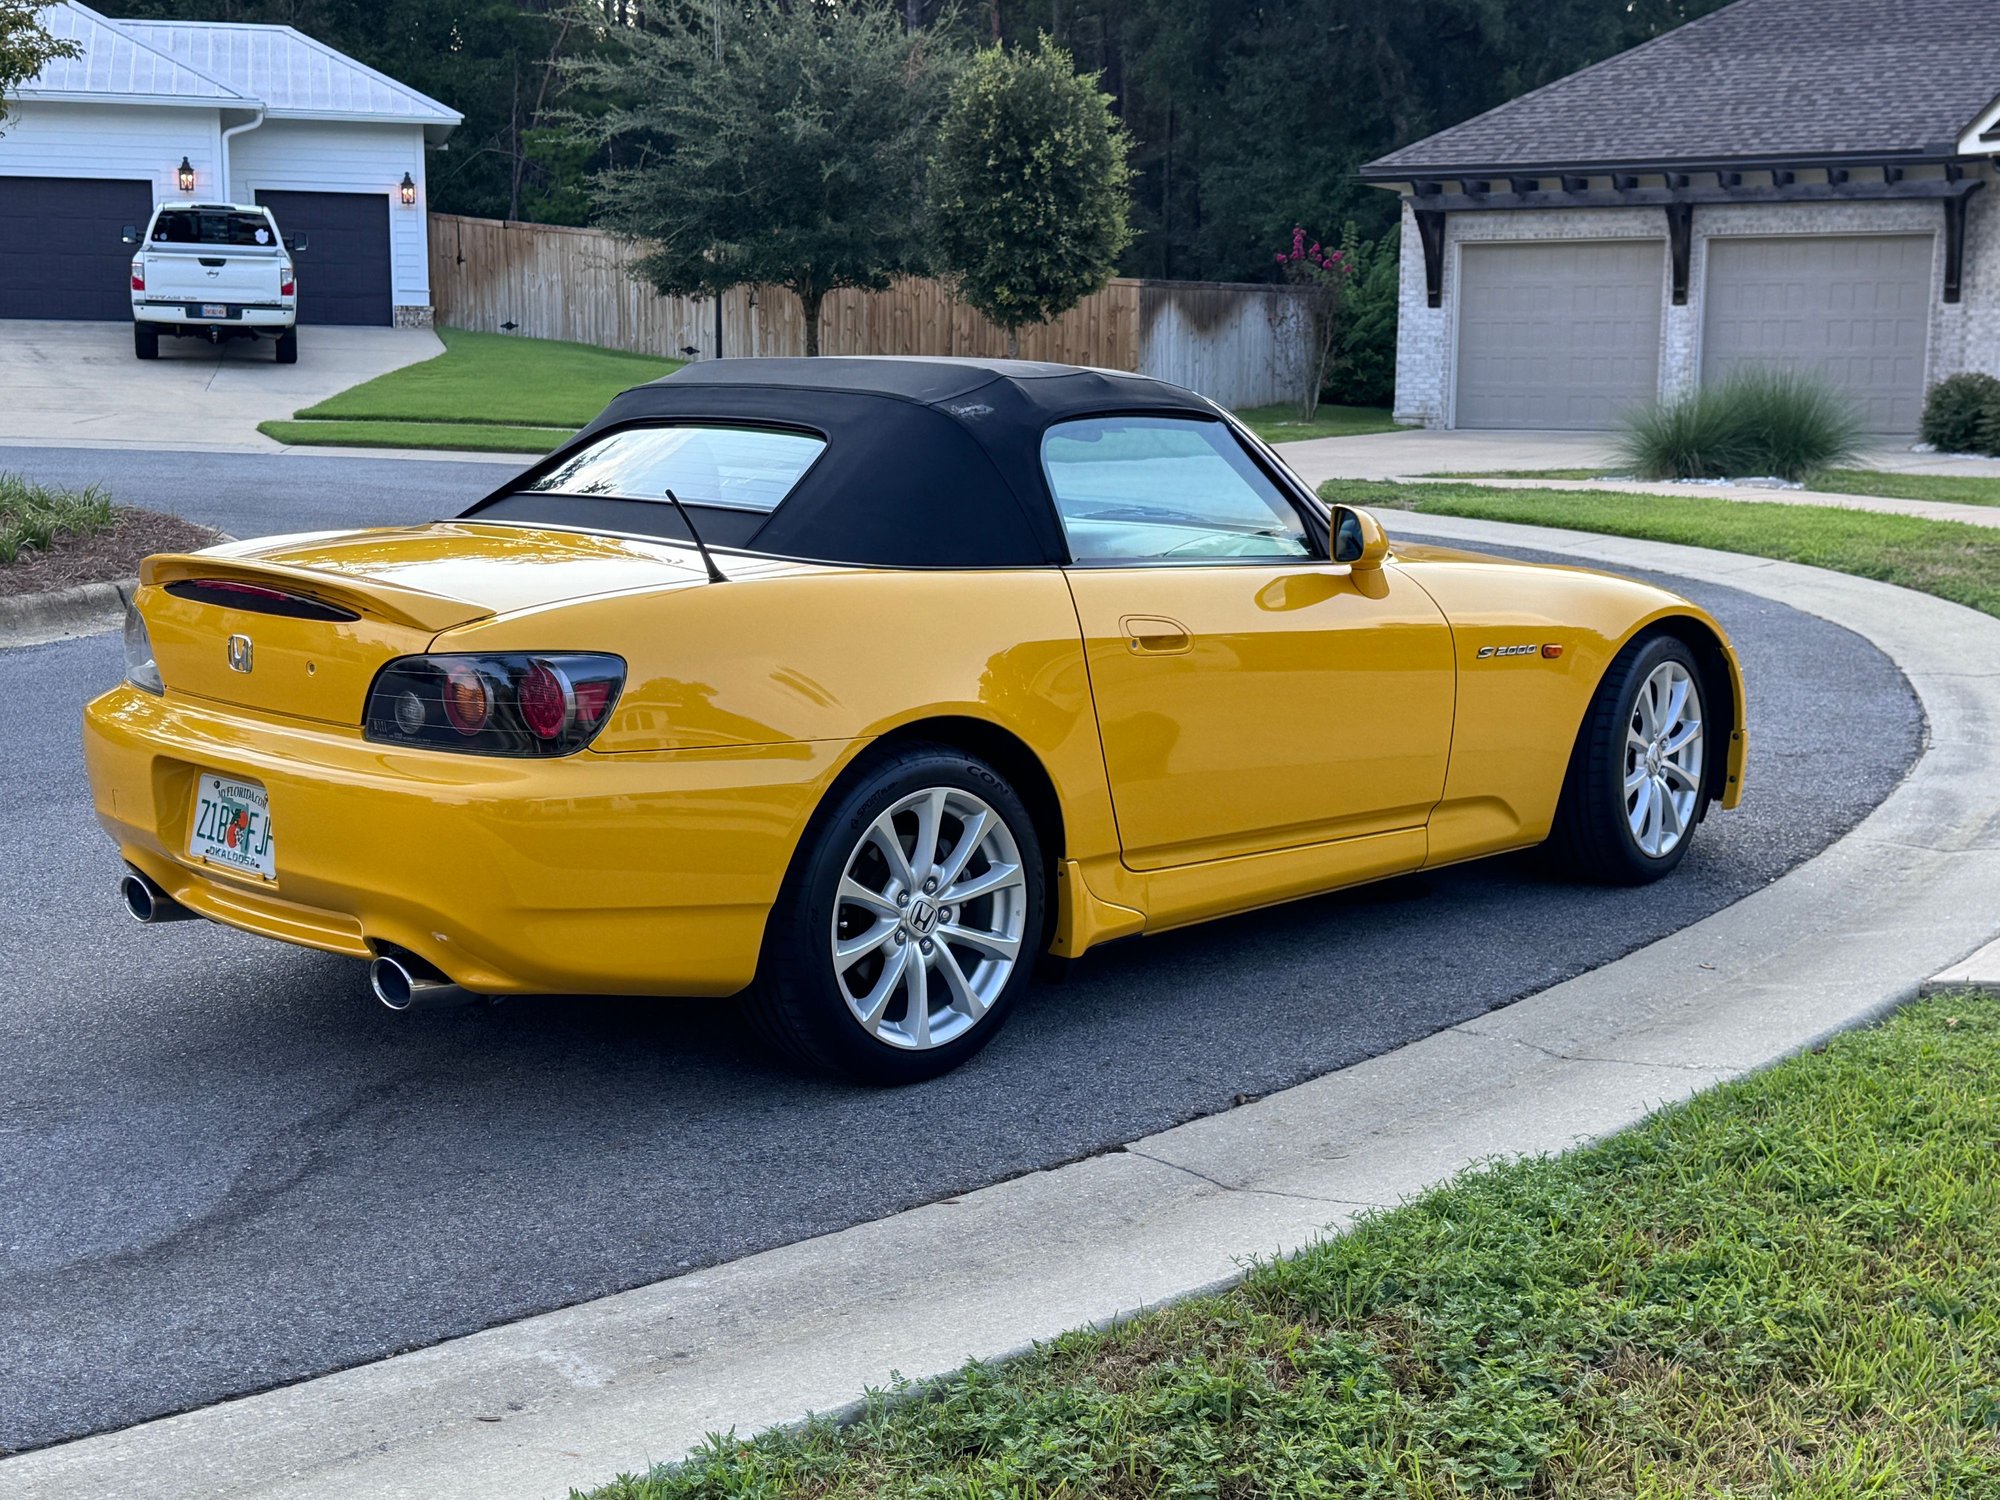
[119,867,475,1012]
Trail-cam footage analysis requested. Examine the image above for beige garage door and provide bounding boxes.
[1454,241,1665,429]
[1701,235,1931,434]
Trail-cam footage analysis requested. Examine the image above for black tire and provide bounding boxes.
[275,329,299,365]
[133,322,159,360]
[1548,632,1710,885]
[744,744,1046,1084]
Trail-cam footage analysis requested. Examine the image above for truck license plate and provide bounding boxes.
[188,772,275,879]
[201,303,229,319]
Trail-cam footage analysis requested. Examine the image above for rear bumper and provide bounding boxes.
[83,684,846,997]
[134,303,293,331]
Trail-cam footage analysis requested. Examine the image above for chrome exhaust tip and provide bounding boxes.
[368,952,475,1012]
[121,869,197,924]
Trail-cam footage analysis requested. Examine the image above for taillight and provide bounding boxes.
[516,660,571,740]
[363,653,624,757]
[131,258,144,293]
[441,662,493,735]
[123,600,163,695]
[280,264,295,297]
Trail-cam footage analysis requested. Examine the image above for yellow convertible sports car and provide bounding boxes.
[86,358,1745,1082]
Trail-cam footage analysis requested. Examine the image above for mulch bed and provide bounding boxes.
[0,507,226,598]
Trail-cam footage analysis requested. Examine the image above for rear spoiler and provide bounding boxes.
[139,554,492,634]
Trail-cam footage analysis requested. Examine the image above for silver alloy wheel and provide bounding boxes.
[829,786,1028,1051]
[1625,660,1704,858]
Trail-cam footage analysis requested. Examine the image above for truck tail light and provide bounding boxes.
[363,653,625,757]
[280,264,294,297]
[131,258,144,292]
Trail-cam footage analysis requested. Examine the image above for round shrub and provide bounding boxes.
[1921,372,2000,455]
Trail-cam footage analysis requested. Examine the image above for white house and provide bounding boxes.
[1,2,459,327]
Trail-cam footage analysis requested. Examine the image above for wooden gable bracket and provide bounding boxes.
[1415,208,1448,308]
[1944,181,1985,303]
[1666,201,1695,305]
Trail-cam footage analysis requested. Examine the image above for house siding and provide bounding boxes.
[0,100,223,204]
[1392,165,2000,429]
[229,119,431,314]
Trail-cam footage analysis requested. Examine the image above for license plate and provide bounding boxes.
[188,773,275,880]
[200,303,229,319]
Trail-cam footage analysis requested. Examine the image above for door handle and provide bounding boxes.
[1120,614,1192,655]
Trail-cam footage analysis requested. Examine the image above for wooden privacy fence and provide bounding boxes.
[428,214,1311,409]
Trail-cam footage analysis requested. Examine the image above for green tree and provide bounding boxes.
[928,36,1133,357]
[567,0,959,356]
[0,0,80,131]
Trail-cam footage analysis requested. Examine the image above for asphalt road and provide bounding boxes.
[0,446,1924,1452]
[1,445,525,538]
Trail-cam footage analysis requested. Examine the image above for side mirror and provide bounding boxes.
[285,234,309,253]
[121,225,139,246]
[1332,505,1389,570]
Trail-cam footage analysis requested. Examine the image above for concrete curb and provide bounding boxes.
[6,516,1998,1500]
[0,577,133,650]
[1921,935,2000,996]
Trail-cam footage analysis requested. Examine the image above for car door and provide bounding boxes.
[1051,413,1455,873]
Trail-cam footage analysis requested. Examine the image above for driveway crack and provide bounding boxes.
[1451,1023,1720,1074]
[1122,1145,1386,1211]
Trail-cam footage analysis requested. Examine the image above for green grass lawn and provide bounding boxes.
[1233,402,1401,444]
[578,994,2000,1498]
[1804,467,2000,508]
[1417,467,1613,481]
[1415,466,2000,509]
[1326,479,2000,620]
[270,339,1386,454]
[267,327,682,452]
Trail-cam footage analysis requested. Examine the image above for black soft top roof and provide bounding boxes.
[462,357,1235,568]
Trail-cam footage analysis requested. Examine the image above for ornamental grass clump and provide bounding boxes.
[1618,368,1863,483]
[0,473,114,565]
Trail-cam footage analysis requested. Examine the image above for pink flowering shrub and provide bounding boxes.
[1277,223,1359,419]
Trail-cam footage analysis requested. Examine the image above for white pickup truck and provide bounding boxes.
[124,201,305,363]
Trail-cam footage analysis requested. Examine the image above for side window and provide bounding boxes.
[1041,416,1313,563]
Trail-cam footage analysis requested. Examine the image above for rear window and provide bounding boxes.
[150,210,278,248]
[523,425,825,514]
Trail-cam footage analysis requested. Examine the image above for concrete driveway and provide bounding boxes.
[0,319,441,453]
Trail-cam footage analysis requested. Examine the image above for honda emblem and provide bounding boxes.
[226,634,254,674]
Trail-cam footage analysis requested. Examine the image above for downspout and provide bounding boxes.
[218,106,267,202]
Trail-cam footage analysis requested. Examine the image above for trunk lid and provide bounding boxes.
[141,523,711,724]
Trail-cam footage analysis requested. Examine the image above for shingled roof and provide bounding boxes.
[1363,0,2000,177]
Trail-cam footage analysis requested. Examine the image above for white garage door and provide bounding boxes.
[1701,235,1932,434]
[1455,240,1665,429]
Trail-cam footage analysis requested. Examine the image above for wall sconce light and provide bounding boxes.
[176,156,196,194]
[399,172,417,207]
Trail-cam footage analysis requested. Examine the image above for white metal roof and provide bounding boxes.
[19,4,459,139]
[23,2,248,107]
[120,18,462,137]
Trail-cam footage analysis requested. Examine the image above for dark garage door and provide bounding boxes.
[255,190,392,327]
[0,177,155,322]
